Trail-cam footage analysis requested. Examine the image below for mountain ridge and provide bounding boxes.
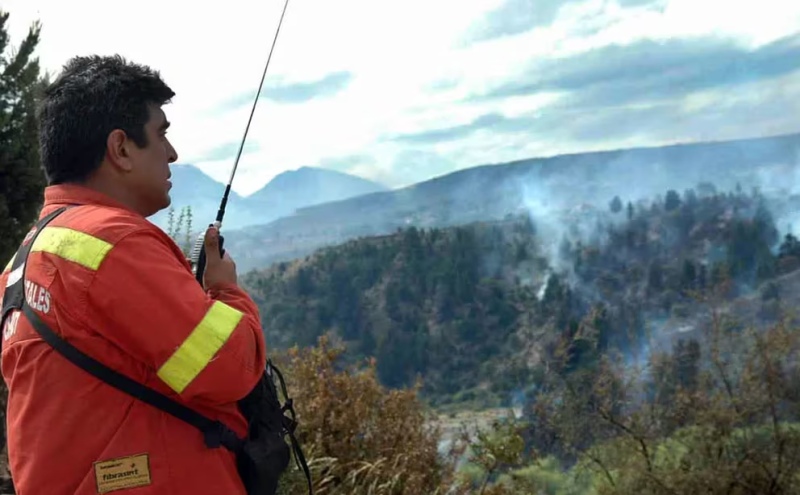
[292,130,800,216]
[222,131,800,272]
[148,165,389,231]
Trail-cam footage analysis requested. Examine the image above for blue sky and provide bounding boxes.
[4,0,800,195]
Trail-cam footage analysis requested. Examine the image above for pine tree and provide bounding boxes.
[0,10,46,267]
[664,189,682,211]
[609,195,622,214]
[0,10,45,491]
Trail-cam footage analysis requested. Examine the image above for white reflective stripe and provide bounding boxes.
[5,264,23,287]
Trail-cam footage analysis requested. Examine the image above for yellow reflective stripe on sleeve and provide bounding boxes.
[157,301,244,394]
[31,227,113,270]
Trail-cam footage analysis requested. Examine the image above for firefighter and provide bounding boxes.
[0,54,266,494]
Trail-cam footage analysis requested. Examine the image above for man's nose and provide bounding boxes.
[167,140,178,163]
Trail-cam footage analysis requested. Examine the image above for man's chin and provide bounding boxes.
[160,197,172,213]
[144,196,172,218]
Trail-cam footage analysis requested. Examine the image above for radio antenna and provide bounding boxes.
[191,0,291,283]
[216,0,291,226]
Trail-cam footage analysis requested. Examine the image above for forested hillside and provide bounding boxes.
[241,182,800,410]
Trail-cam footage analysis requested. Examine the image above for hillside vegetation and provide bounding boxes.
[267,286,800,494]
[242,183,799,410]
[238,177,800,494]
[253,182,800,494]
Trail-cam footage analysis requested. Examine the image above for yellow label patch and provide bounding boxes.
[93,453,151,494]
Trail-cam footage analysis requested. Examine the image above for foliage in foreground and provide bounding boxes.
[524,309,800,495]
[273,336,457,494]
[268,307,800,495]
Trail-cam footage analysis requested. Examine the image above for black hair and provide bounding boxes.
[37,54,175,184]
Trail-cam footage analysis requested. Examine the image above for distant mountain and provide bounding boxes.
[148,165,389,232]
[223,132,800,272]
[245,166,388,218]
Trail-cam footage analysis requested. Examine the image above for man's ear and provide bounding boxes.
[106,129,134,172]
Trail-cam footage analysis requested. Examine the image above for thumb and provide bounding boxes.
[204,225,222,262]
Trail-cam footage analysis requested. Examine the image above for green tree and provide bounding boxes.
[609,196,622,214]
[680,259,696,291]
[0,11,46,267]
[0,11,46,491]
[779,233,800,258]
[664,190,681,211]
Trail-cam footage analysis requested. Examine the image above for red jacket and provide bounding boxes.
[0,184,267,494]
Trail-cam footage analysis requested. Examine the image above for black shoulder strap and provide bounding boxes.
[1,207,67,330]
[2,207,243,453]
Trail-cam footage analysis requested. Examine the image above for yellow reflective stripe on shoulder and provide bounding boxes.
[3,254,15,273]
[31,227,114,270]
[157,301,244,394]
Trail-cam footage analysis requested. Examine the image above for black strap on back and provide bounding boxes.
[1,207,67,331]
[3,206,313,493]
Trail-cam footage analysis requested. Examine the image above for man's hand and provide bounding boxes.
[202,225,238,290]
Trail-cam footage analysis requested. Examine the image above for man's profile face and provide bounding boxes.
[126,104,178,217]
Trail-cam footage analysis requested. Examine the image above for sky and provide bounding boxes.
[3,0,800,196]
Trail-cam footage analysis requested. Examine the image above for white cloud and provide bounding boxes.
[3,0,800,196]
